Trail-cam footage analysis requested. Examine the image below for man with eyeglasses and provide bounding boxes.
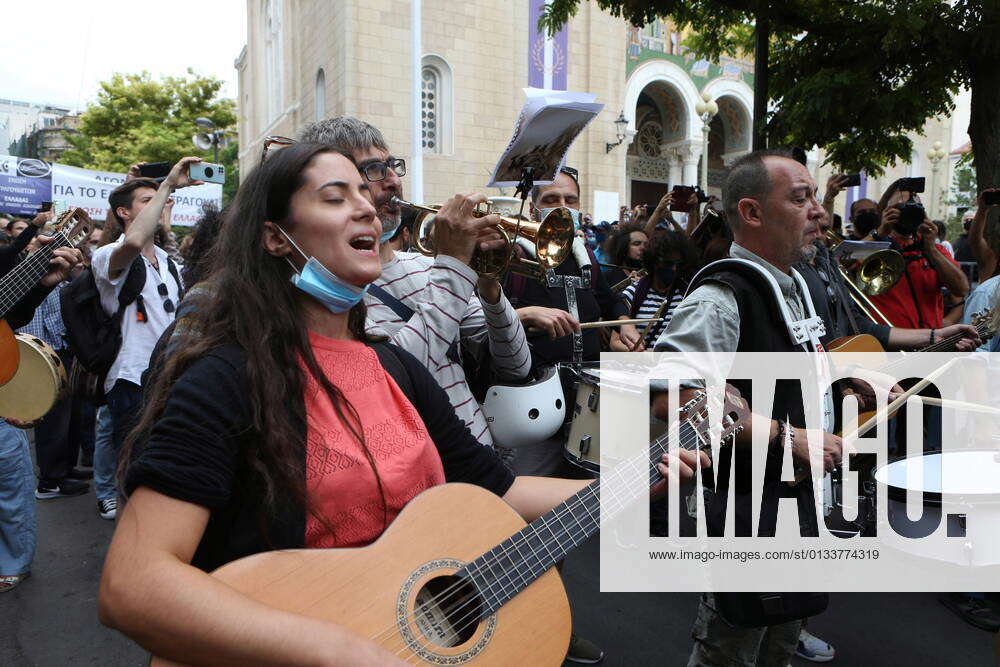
[296,117,531,456]
[90,158,197,520]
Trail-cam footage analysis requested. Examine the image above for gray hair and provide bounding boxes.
[296,116,388,153]
[722,149,794,227]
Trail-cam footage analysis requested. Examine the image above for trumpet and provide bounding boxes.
[390,196,575,280]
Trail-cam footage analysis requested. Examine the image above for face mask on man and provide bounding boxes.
[538,206,582,230]
[278,227,369,313]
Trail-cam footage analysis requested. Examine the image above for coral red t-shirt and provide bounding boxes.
[302,332,445,548]
[869,238,957,330]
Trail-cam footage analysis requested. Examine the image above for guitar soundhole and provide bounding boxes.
[413,574,483,648]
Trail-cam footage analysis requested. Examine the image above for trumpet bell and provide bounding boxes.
[398,195,575,279]
[857,249,905,297]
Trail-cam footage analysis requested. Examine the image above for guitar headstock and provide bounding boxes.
[972,307,1000,342]
[51,208,93,248]
[679,383,749,450]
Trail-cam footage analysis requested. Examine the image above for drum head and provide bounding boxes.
[874,451,1000,504]
[0,336,65,421]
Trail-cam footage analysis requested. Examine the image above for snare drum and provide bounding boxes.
[873,450,1000,566]
[565,369,602,472]
[0,334,68,422]
[564,367,662,473]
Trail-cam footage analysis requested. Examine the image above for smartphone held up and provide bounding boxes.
[188,162,226,184]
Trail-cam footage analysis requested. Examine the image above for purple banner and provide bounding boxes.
[0,156,52,216]
[529,0,568,90]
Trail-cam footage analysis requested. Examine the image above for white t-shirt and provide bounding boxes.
[91,239,182,392]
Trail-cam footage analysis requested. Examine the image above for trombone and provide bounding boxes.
[390,196,575,280]
[824,230,902,326]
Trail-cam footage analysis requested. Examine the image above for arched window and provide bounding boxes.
[315,68,326,121]
[421,55,453,155]
[264,0,283,122]
[421,66,440,153]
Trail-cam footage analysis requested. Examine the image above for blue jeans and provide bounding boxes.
[93,406,117,502]
[0,420,36,575]
[95,380,143,502]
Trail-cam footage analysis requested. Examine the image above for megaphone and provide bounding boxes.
[193,133,215,151]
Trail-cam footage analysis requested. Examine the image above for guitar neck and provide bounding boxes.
[461,419,704,614]
[0,231,70,318]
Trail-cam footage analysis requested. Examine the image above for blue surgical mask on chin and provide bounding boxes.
[278,228,369,314]
[538,206,582,231]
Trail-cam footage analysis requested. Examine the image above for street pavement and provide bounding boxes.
[2,481,996,666]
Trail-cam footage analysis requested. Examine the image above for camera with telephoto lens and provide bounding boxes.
[892,177,926,235]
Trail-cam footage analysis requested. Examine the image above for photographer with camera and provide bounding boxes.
[859,178,969,329]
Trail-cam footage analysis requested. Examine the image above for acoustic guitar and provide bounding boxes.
[151,389,748,666]
[0,208,92,421]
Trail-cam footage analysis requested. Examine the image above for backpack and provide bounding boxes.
[60,254,183,376]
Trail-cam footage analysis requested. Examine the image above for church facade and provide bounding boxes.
[237,2,951,223]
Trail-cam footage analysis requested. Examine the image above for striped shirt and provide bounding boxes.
[621,281,684,346]
[364,252,531,446]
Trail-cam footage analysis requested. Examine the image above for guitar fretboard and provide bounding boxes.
[0,231,70,318]
[460,418,706,615]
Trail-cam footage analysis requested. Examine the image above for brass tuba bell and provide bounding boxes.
[391,196,575,279]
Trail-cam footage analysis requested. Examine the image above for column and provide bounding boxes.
[661,145,681,186]
[677,142,702,187]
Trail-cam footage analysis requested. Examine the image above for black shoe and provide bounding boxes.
[940,594,1000,632]
[34,479,89,499]
[67,468,94,480]
[79,452,94,468]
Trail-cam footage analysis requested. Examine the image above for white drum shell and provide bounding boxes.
[874,451,1000,566]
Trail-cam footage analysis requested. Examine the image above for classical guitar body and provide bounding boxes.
[0,319,19,385]
[825,333,885,354]
[151,483,572,666]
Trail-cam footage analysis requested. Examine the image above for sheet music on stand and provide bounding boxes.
[487,88,603,188]
[834,240,892,261]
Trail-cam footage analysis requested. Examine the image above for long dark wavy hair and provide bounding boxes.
[607,223,647,266]
[122,143,388,538]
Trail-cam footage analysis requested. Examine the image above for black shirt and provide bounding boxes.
[126,343,515,571]
[505,248,628,370]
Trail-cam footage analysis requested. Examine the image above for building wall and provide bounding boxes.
[236,1,959,228]
[239,0,627,209]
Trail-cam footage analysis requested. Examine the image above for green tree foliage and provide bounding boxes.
[541,1,1000,189]
[61,70,236,173]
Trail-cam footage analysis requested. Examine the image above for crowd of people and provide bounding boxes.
[0,114,998,666]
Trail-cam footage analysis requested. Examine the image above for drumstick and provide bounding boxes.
[795,357,958,484]
[844,357,957,441]
[887,394,1000,416]
[526,318,663,334]
[579,318,661,330]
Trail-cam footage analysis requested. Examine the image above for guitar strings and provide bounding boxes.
[0,231,71,314]
[374,420,717,660]
[388,428,704,663]
[375,416,714,654]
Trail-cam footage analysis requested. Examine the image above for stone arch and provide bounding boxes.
[701,77,753,161]
[623,59,703,141]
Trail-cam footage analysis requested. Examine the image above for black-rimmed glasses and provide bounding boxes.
[261,135,296,162]
[361,158,406,182]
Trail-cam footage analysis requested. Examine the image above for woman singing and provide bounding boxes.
[96,142,702,665]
